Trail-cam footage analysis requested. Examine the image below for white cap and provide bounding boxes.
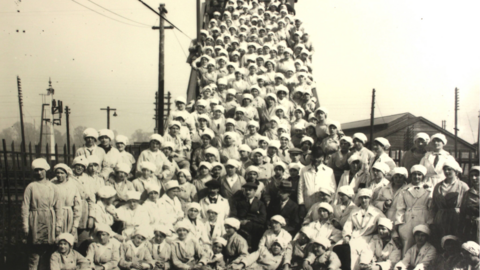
[410,164,427,176]
[374,137,391,149]
[271,215,286,226]
[357,188,373,198]
[140,162,156,173]
[149,134,164,144]
[213,237,228,246]
[83,128,98,140]
[115,163,131,174]
[32,158,50,171]
[312,236,331,249]
[391,167,408,178]
[115,135,129,145]
[56,233,75,246]
[413,224,430,235]
[372,162,391,175]
[126,191,141,201]
[97,186,116,199]
[377,217,393,231]
[353,133,368,144]
[98,129,114,141]
[337,186,355,198]
[414,132,430,143]
[431,133,447,145]
[164,180,180,191]
[462,241,480,256]
[347,153,362,165]
[318,202,333,214]
[224,218,241,230]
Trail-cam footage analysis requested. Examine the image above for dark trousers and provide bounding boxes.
[333,244,351,270]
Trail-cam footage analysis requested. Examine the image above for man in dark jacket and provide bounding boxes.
[230,182,267,251]
[267,181,300,235]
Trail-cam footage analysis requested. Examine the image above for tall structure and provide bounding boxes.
[38,78,62,157]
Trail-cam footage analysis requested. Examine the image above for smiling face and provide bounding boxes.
[411,171,424,185]
[177,228,189,240]
[57,240,70,254]
[153,231,166,244]
[150,140,161,151]
[85,137,96,147]
[99,136,111,147]
[132,234,145,247]
[313,243,326,256]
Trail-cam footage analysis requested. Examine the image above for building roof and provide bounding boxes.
[341,113,410,130]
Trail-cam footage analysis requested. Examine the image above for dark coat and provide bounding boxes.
[230,191,267,225]
[267,198,300,234]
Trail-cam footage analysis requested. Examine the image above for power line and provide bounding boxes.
[70,0,149,28]
[172,29,188,58]
[86,0,152,27]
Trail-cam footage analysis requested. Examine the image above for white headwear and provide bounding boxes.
[462,241,480,256]
[413,224,430,235]
[353,133,368,144]
[98,129,114,141]
[126,191,141,201]
[414,132,430,143]
[224,218,241,230]
[357,188,373,198]
[32,158,50,171]
[164,180,180,191]
[149,134,164,144]
[431,133,447,145]
[115,163,131,174]
[443,158,463,173]
[391,167,408,178]
[377,218,393,231]
[441,235,459,249]
[213,237,228,247]
[56,233,75,246]
[83,128,98,140]
[318,202,333,214]
[97,186,117,199]
[374,137,391,150]
[337,186,355,198]
[140,162,156,173]
[372,162,391,175]
[312,236,331,249]
[115,135,129,145]
[270,215,286,226]
[410,165,427,176]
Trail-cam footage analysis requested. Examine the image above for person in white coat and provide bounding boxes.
[115,191,150,239]
[98,129,121,179]
[76,128,107,176]
[420,133,455,187]
[136,134,170,180]
[258,215,293,250]
[394,165,434,254]
[372,167,408,220]
[204,204,226,241]
[156,181,184,227]
[199,180,230,222]
[349,133,375,175]
[394,224,436,270]
[297,148,336,215]
[183,202,212,253]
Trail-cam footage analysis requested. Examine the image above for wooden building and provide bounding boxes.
[341,113,476,155]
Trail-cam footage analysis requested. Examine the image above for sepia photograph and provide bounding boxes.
[1,0,479,269]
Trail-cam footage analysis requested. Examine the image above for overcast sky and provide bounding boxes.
[1,0,479,144]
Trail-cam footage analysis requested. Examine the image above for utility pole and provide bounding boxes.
[454,88,459,160]
[100,106,117,129]
[138,0,173,135]
[65,106,71,161]
[369,88,376,149]
[17,76,26,164]
[477,111,479,160]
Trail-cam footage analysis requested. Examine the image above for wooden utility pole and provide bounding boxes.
[17,76,26,164]
[197,0,201,38]
[100,106,117,129]
[65,106,71,161]
[454,88,459,159]
[370,88,376,149]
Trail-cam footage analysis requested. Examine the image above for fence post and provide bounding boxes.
[46,143,51,167]
[63,145,67,165]
[29,142,33,183]
[54,144,59,166]
[10,142,19,204]
[1,139,11,255]
[72,144,76,160]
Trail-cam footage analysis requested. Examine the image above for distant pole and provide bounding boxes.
[477,111,479,159]
[454,88,459,159]
[100,106,117,129]
[65,106,71,161]
[157,4,166,134]
[197,0,201,38]
[369,88,376,149]
[17,76,26,161]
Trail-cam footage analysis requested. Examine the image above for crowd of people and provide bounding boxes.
[21,0,479,270]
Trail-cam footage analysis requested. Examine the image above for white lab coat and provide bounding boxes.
[199,195,230,222]
[156,194,184,227]
[297,164,336,209]
[420,150,455,187]
[116,204,150,239]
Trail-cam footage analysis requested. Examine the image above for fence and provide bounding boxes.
[0,139,149,267]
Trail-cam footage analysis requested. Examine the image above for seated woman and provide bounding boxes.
[357,218,401,270]
[304,202,342,244]
[175,169,197,213]
[86,223,121,270]
[430,235,462,270]
[146,225,173,270]
[91,186,124,241]
[303,236,341,270]
[230,238,290,270]
[157,181,184,228]
[193,161,213,200]
[50,233,89,270]
[454,241,480,270]
[206,237,227,270]
[285,226,316,269]
[372,167,408,220]
[394,224,437,270]
[220,132,241,162]
[116,191,150,239]
[170,220,208,269]
[132,162,161,203]
[119,226,155,270]
[204,204,226,241]
[183,203,211,253]
[142,183,163,226]
[223,218,249,265]
[258,215,292,250]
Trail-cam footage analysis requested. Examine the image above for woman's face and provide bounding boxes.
[289,168,299,177]
[414,232,428,247]
[353,139,364,150]
[274,166,284,177]
[116,143,126,152]
[33,168,46,181]
[208,210,218,222]
[318,208,330,220]
[87,163,99,175]
[433,138,444,151]
[167,188,179,199]
[270,121,278,129]
[280,137,289,147]
[225,225,236,236]
[378,225,391,239]
[148,191,159,202]
[226,166,236,176]
[329,126,338,135]
[411,171,424,185]
[169,126,179,136]
[128,200,139,210]
[246,171,258,181]
[275,110,284,118]
[313,243,326,256]
[226,123,235,131]
[162,147,172,157]
[470,170,479,190]
[392,174,406,186]
[98,232,110,245]
[116,171,127,182]
[339,193,351,205]
[294,111,303,119]
[177,172,187,184]
[350,161,361,173]
[188,208,199,220]
[214,111,223,119]
[200,166,210,176]
[99,136,111,147]
[206,154,217,163]
[224,136,233,146]
[284,52,290,60]
[150,140,161,151]
[359,196,371,208]
[85,137,96,147]
[153,231,166,244]
[316,111,326,121]
[177,228,189,240]
[235,112,244,119]
[55,169,67,182]
[271,243,283,255]
[372,142,384,154]
[57,240,70,254]
[243,99,251,106]
[212,167,222,178]
[132,235,145,247]
[372,168,384,180]
[142,168,153,179]
[443,166,456,179]
[248,126,257,135]
[266,98,275,107]
[277,92,286,99]
[201,136,211,147]
[301,142,312,152]
[271,220,282,232]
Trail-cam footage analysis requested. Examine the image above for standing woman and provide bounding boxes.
[367,137,396,180]
[372,167,408,220]
[420,133,455,186]
[22,158,61,270]
[395,165,434,254]
[51,163,82,242]
[75,128,106,171]
[431,159,469,246]
[136,134,169,181]
[459,166,480,242]
[115,135,136,172]
[400,132,429,174]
